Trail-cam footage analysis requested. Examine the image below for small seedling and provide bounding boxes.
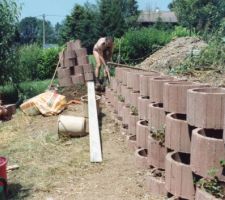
[118,95,125,102]
[220,159,225,168]
[150,126,165,146]
[130,106,138,116]
[196,167,225,198]
[207,167,218,177]
[151,168,165,179]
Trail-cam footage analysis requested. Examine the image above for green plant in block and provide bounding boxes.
[196,167,225,198]
[130,106,138,116]
[220,160,225,168]
[150,126,165,146]
[118,95,125,102]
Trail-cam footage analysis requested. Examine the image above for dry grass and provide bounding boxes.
[0,107,91,199]
[0,104,164,200]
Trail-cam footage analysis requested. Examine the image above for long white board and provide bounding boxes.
[87,81,102,162]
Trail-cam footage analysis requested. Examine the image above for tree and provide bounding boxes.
[170,0,225,35]
[0,0,20,85]
[122,0,139,28]
[102,0,126,37]
[18,17,39,44]
[59,3,99,52]
[55,22,63,43]
[59,0,139,50]
[98,0,139,37]
[18,17,56,45]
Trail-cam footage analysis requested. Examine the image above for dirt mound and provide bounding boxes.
[137,37,207,72]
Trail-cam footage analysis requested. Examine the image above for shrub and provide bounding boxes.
[172,26,190,38]
[38,47,61,80]
[18,44,61,81]
[0,0,19,85]
[18,44,43,81]
[113,28,172,65]
[0,85,18,104]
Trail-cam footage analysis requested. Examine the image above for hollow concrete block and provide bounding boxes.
[138,96,150,121]
[149,76,174,103]
[195,187,222,200]
[128,112,139,135]
[122,105,130,127]
[148,103,166,130]
[126,135,137,151]
[145,175,166,197]
[117,101,125,120]
[130,91,140,109]
[135,148,148,169]
[165,152,195,200]
[187,87,225,129]
[136,120,149,149]
[190,128,225,182]
[140,72,161,97]
[163,81,208,114]
[165,113,192,153]
[147,135,166,169]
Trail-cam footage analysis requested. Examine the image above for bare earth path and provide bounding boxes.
[0,102,162,200]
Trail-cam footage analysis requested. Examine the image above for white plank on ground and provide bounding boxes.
[87,81,103,162]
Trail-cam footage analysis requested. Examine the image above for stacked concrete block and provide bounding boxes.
[57,40,94,87]
[186,87,225,199]
[163,81,208,199]
[164,81,205,152]
[104,68,225,199]
[165,152,195,200]
[145,168,167,197]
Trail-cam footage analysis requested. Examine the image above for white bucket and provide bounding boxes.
[58,115,86,137]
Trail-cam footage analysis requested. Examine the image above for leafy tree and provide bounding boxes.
[0,0,20,85]
[18,17,39,44]
[98,0,139,37]
[18,16,56,45]
[122,0,139,28]
[60,3,99,52]
[55,22,63,43]
[170,0,225,36]
[59,0,139,50]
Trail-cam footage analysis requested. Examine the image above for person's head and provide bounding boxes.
[105,36,114,46]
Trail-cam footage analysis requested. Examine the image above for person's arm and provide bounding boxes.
[108,44,114,61]
[99,54,106,66]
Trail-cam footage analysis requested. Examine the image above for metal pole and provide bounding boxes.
[42,14,46,48]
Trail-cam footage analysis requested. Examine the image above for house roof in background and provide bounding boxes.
[138,11,178,23]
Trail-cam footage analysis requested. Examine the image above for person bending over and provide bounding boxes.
[93,37,114,84]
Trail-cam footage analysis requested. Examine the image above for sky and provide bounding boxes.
[16,0,172,25]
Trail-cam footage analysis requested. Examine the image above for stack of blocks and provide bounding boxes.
[57,40,94,87]
[105,66,225,200]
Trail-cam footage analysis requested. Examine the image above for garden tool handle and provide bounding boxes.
[48,48,65,89]
[104,64,111,82]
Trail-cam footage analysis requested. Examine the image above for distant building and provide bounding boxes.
[137,11,178,26]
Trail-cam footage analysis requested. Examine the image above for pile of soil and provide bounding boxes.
[136,37,225,87]
[137,37,207,72]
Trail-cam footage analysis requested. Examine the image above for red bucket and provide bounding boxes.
[0,157,7,181]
